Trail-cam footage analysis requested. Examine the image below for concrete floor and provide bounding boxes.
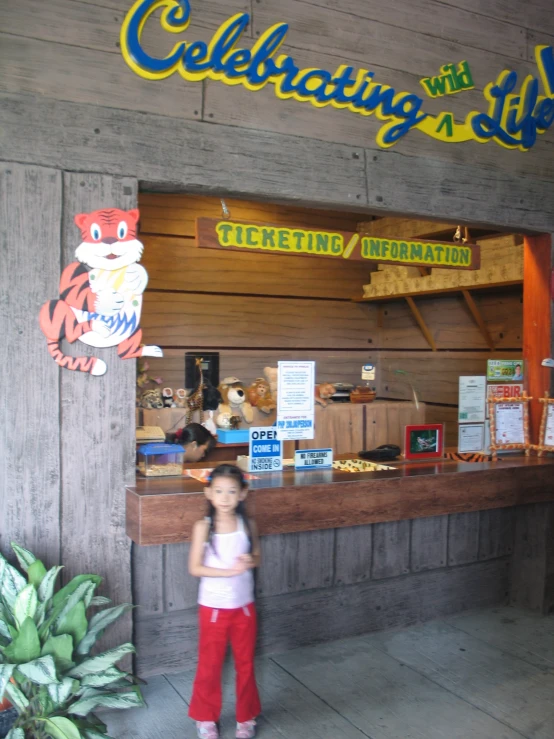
[105,605,554,738]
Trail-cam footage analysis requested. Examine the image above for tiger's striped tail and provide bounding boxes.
[39,299,107,376]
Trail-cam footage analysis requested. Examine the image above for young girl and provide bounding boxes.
[188,464,261,739]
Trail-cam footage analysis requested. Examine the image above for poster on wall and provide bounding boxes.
[276,361,315,440]
[487,360,524,382]
[458,376,486,423]
[38,208,161,376]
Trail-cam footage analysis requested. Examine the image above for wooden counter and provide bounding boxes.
[126,455,554,545]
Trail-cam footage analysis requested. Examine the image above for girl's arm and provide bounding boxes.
[188,520,246,578]
[238,519,261,569]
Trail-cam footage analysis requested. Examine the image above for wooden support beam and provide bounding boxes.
[418,266,430,276]
[461,289,495,351]
[405,297,437,351]
[523,234,552,443]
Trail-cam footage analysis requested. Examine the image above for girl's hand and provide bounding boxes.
[236,554,255,569]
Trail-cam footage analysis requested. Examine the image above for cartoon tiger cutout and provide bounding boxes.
[39,208,162,376]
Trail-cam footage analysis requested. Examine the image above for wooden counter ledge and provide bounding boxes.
[126,455,554,545]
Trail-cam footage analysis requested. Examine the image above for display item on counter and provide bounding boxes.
[162,387,176,408]
[247,378,277,414]
[217,377,254,426]
[350,387,377,404]
[173,388,188,408]
[332,459,395,472]
[140,387,164,409]
[137,443,185,477]
[263,367,278,405]
[315,383,337,407]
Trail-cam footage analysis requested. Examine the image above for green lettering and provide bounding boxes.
[399,242,408,260]
[261,228,275,247]
[331,234,342,254]
[390,240,399,259]
[292,231,304,250]
[381,239,390,258]
[459,248,470,265]
[410,242,423,261]
[436,112,454,137]
[216,223,233,245]
[278,230,290,250]
[246,227,259,247]
[424,245,434,262]
[368,239,381,257]
[452,246,459,264]
[235,225,244,245]
[434,245,444,262]
[316,233,329,252]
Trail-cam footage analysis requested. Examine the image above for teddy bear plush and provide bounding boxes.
[217,377,254,426]
[315,382,336,408]
[263,366,278,406]
[247,378,277,415]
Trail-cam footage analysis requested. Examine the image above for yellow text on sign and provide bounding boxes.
[361,238,472,266]
[216,221,345,255]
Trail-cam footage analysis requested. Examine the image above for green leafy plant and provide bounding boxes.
[0,543,144,739]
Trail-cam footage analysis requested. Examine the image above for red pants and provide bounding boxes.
[189,604,261,723]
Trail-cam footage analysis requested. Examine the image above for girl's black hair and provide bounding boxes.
[174,423,216,451]
[206,464,253,555]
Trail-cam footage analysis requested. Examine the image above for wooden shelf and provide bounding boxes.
[355,279,522,302]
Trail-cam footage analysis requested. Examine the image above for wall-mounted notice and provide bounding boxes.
[277,361,315,440]
[458,376,486,423]
[487,359,524,382]
[458,423,485,453]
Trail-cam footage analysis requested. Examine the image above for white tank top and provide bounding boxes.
[197,516,254,609]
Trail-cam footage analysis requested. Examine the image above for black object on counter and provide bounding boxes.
[359,444,401,462]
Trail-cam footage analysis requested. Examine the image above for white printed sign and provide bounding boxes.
[458,424,485,453]
[494,403,525,445]
[277,361,315,440]
[458,376,486,423]
[248,427,282,473]
[294,448,333,470]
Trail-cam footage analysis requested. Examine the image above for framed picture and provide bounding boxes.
[535,394,554,457]
[488,394,531,460]
[404,424,444,460]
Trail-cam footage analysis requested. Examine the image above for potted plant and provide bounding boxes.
[0,542,144,738]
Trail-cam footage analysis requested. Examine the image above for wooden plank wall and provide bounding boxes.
[138,194,523,447]
[0,162,134,650]
[2,1,554,233]
[138,193,378,389]
[134,509,515,676]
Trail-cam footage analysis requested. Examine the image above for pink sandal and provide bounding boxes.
[196,721,219,739]
[236,719,256,738]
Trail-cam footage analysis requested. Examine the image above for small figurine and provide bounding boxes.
[173,388,188,408]
[315,383,336,408]
[202,380,223,436]
[247,378,277,414]
[264,366,278,405]
[162,387,176,408]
